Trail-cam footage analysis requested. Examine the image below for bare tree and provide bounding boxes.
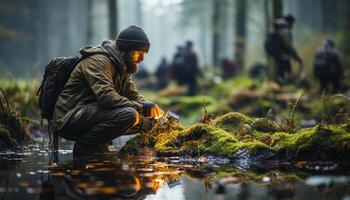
[136,0,143,26]
[234,0,247,72]
[212,0,220,66]
[108,0,118,38]
[86,0,93,44]
[272,0,283,19]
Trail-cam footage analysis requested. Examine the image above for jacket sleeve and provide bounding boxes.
[124,77,146,107]
[81,56,136,109]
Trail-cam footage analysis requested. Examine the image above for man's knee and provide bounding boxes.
[112,107,140,129]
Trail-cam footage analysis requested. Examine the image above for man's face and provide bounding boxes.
[132,50,146,64]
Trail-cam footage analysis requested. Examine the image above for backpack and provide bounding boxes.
[37,56,81,121]
[265,32,282,57]
[37,49,115,155]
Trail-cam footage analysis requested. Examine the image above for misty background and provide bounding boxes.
[0,0,348,77]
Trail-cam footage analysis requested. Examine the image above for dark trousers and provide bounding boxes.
[319,77,341,93]
[56,102,139,147]
[275,58,291,84]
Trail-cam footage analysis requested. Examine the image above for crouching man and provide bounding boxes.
[51,25,161,156]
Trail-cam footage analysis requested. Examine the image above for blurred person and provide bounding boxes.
[314,37,343,93]
[220,58,236,80]
[170,45,186,84]
[51,25,162,156]
[265,17,303,84]
[134,64,150,80]
[249,63,267,78]
[170,41,202,96]
[134,64,154,90]
[155,57,170,90]
[283,14,295,41]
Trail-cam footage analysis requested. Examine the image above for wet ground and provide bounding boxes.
[1,145,350,200]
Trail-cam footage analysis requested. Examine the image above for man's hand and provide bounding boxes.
[139,117,154,133]
[143,102,162,118]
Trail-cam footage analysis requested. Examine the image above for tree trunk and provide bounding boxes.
[108,0,118,38]
[212,0,220,67]
[272,0,283,19]
[234,0,247,73]
[264,0,271,34]
[86,0,93,44]
[342,1,350,66]
[136,0,143,26]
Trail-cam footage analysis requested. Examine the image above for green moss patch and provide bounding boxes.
[122,112,350,161]
[213,112,252,132]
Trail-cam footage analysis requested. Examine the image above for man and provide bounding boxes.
[265,18,303,84]
[52,25,162,156]
[170,41,202,96]
[283,14,295,41]
[220,58,236,80]
[314,37,343,93]
[155,57,170,90]
[183,41,202,95]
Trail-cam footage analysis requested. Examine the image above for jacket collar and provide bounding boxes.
[101,40,127,76]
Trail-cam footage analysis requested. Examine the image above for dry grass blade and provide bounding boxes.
[200,96,211,124]
[0,87,11,113]
[290,91,304,133]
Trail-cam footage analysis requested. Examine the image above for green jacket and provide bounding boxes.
[52,41,145,131]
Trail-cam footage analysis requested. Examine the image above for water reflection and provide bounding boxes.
[0,148,350,199]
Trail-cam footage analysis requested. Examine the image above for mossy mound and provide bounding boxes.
[123,124,244,157]
[271,125,350,160]
[213,112,252,132]
[122,112,350,161]
[250,118,280,133]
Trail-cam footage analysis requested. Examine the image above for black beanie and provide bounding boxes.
[116,25,150,53]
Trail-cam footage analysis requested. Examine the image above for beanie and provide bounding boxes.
[116,25,150,53]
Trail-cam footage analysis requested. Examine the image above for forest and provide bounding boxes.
[0,0,350,199]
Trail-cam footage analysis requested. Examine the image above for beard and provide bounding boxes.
[123,52,138,74]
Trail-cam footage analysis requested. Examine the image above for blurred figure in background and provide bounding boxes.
[314,37,343,93]
[265,16,303,84]
[170,41,202,96]
[170,45,185,84]
[155,57,170,90]
[134,64,153,89]
[283,14,295,41]
[220,58,236,80]
[249,63,267,79]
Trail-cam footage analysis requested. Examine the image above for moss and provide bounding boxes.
[157,124,240,157]
[251,118,280,132]
[209,76,256,98]
[235,141,272,155]
[154,130,182,154]
[273,125,350,160]
[213,112,252,132]
[122,112,350,161]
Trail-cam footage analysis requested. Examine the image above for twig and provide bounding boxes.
[290,91,304,133]
[202,96,208,117]
[321,89,329,128]
[0,87,11,113]
[201,96,211,124]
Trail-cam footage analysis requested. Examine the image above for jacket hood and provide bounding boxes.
[79,40,127,75]
[79,45,107,57]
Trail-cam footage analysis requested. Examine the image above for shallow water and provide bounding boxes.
[1,145,350,200]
